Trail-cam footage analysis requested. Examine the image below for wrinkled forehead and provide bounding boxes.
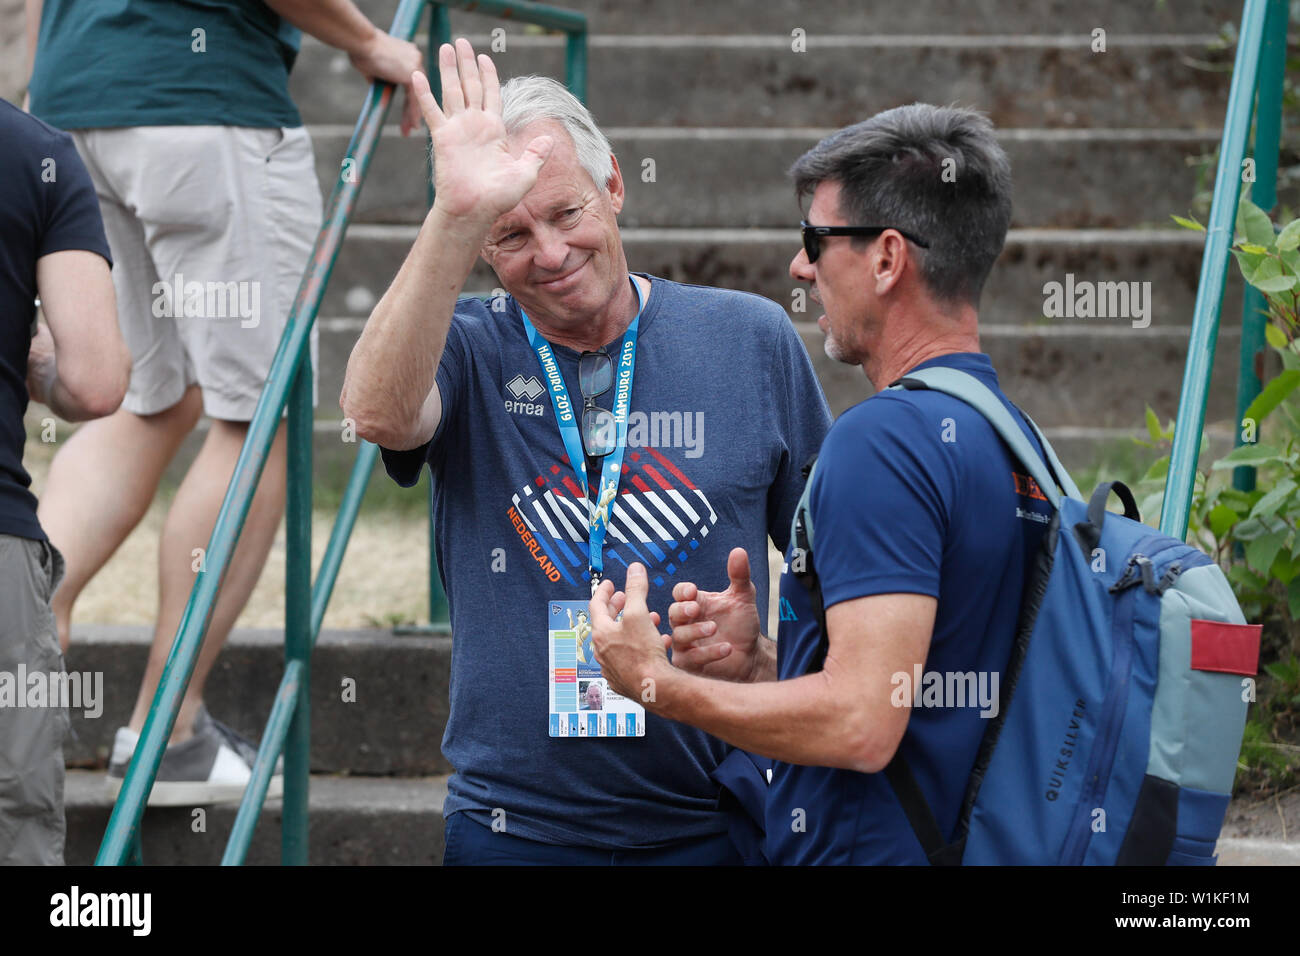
[490,120,600,228]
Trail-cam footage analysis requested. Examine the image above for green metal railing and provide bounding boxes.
[96,0,588,866]
[1160,0,1289,538]
[1233,0,1289,496]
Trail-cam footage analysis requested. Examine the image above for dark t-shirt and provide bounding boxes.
[765,352,1053,864]
[380,278,831,849]
[0,100,113,541]
[28,0,302,130]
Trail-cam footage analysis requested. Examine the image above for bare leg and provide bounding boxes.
[38,387,204,653]
[127,419,288,743]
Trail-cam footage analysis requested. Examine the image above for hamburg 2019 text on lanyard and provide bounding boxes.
[518,278,644,596]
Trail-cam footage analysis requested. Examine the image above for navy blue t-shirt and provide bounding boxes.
[0,100,113,541]
[381,277,831,849]
[765,352,1052,864]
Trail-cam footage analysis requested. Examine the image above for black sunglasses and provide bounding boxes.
[578,349,616,459]
[800,221,930,263]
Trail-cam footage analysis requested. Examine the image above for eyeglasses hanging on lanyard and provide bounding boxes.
[578,349,616,459]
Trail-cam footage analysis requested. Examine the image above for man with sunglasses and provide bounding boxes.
[341,40,829,865]
[590,105,1058,864]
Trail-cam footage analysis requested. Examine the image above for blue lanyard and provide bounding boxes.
[519,278,645,595]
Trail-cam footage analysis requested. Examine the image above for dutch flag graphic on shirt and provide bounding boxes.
[509,446,718,588]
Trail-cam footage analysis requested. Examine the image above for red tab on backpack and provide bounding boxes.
[1189,620,1262,676]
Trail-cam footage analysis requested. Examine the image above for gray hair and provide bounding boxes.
[500,75,615,191]
[790,104,1012,305]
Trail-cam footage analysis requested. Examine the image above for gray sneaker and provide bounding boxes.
[105,706,284,807]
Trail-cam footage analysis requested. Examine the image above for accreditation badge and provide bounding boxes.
[547,599,645,738]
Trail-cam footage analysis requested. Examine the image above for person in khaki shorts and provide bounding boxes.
[25,0,423,806]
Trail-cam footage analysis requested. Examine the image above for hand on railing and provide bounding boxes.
[348,30,424,135]
[413,38,555,227]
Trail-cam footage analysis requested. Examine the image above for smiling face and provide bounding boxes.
[789,180,876,367]
[585,682,603,709]
[482,120,628,335]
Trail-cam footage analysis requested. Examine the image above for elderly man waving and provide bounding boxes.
[342,40,828,865]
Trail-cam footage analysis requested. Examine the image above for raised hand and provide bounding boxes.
[413,38,554,227]
[668,548,766,682]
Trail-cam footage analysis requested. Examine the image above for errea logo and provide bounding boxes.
[505,374,545,417]
[507,375,544,401]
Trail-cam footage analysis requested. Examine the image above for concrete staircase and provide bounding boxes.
[56,1,1300,864]
[290,0,1262,473]
[63,625,451,864]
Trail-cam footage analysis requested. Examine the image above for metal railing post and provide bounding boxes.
[311,442,380,640]
[428,1,452,628]
[1233,0,1289,494]
[1159,0,1271,540]
[565,27,587,104]
[282,354,313,865]
[428,1,451,214]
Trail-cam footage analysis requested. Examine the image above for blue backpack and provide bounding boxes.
[781,367,1263,865]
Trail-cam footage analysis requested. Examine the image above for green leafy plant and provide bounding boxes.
[1137,198,1300,795]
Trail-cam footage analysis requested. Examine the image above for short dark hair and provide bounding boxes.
[790,104,1012,305]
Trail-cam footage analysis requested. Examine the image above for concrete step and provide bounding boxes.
[318,224,1250,428]
[64,625,452,776]
[310,126,1224,230]
[310,314,1240,431]
[800,322,1241,424]
[64,769,448,865]
[63,768,1296,865]
[355,0,1244,37]
[290,33,1233,129]
[322,226,1245,329]
[1214,839,1300,865]
[23,400,1200,495]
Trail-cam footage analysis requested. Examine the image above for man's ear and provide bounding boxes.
[872,231,910,296]
[605,154,625,215]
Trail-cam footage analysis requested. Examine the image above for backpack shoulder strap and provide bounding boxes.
[889,366,1082,506]
[792,452,963,864]
[791,456,831,671]
[871,367,1080,863]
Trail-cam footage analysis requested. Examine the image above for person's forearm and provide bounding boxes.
[25,0,43,86]
[651,662,878,771]
[32,362,121,423]
[264,0,378,55]
[342,204,487,445]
